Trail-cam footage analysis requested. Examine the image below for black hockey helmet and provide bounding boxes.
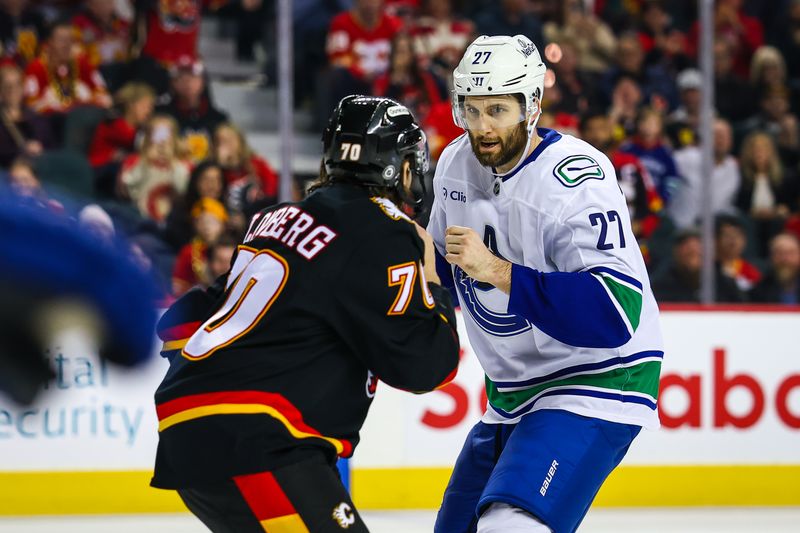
[322,95,429,213]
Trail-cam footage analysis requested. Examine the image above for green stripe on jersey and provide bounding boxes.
[486,360,661,413]
[601,276,642,331]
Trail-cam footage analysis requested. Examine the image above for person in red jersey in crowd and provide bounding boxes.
[23,19,111,116]
[171,197,227,297]
[88,82,155,196]
[373,32,443,127]
[327,0,402,82]
[319,0,402,126]
[72,0,131,68]
[580,111,662,247]
[130,0,227,95]
[688,0,763,79]
[411,0,474,80]
[715,215,762,293]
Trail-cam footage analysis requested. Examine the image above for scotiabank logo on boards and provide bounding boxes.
[420,348,800,431]
[660,348,800,429]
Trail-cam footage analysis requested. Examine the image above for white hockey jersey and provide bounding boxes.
[428,128,664,429]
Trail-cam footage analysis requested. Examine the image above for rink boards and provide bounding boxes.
[0,307,798,513]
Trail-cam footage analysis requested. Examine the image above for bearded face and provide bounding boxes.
[468,121,528,169]
[461,95,529,170]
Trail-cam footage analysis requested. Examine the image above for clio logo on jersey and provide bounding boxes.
[442,187,467,203]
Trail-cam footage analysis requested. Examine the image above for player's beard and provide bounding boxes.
[468,122,528,169]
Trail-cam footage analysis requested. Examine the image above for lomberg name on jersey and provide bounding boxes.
[244,205,338,260]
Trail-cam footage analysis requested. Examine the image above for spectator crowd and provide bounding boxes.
[2,0,800,305]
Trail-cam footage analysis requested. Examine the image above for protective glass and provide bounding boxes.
[453,94,526,131]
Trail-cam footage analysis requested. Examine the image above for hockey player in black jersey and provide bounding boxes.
[151,95,461,533]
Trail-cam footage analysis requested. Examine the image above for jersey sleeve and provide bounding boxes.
[333,224,460,393]
[426,146,459,302]
[157,259,232,361]
[507,181,643,349]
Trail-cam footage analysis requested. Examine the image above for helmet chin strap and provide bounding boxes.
[490,105,542,178]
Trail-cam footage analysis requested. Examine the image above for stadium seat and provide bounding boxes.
[62,106,108,155]
[34,149,94,200]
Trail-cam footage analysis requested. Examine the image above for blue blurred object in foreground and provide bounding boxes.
[0,195,158,404]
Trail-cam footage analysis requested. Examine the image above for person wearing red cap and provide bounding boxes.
[156,56,228,163]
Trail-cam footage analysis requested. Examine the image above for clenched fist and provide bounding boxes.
[444,226,511,293]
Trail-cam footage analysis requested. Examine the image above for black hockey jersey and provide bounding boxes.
[151,183,460,488]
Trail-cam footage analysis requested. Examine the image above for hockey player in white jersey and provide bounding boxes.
[429,35,664,533]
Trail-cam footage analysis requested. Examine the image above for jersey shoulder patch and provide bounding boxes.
[552,154,605,188]
[370,197,411,222]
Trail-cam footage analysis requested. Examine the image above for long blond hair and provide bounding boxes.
[739,131,783,185]
[750,46,786,85]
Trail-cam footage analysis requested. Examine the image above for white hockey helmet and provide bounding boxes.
[452,35,546,135]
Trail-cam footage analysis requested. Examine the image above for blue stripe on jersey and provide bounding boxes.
[435,249,459,304]
[507,264,632,348]
[489,388,658,419]
[495,128,563,182]
[588,267,643,290]
[493,350,664,390]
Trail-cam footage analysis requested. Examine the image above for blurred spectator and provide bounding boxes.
[736,131,799,255]
[215,0,265,62]
[171,197,227,296]
[651,229,744,303]
[118,114,190,223]
[749,46,791,103]
[715,215,761,292]
[5,155,62,211]
[475,0,545,50]
[607,74,643,137]
[321,0,402,125]
[88,81,155,196]
[164,159,227,250]
[206,231,237,281]
[0,0,45,66]
[580,110,662,244]
[214,123,278,225]
[373,32,444,127]
[78,202,116,245]
[770,0,800,87]
[665,68,702,148]
[157,58,228,163]
[689,0,763,80]
[411,0,474,84]
[546,38,594,117]
[0,63,51,168]
[23,19,111,117]
[292,0,350,107]
[131,0,226,95]
[601,32,678,111]
[751,233,800,304]
[543,0,615,75]
[620,108,680,204]
[72,0,131,67]
[738,85,800,167]
[423,100,464,162]
[636,0,690,73]
[714,37,756,123]
[671,119,741,229]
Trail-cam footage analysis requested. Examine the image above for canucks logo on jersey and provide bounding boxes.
[454,265,532,337]
[453,226,531,337]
